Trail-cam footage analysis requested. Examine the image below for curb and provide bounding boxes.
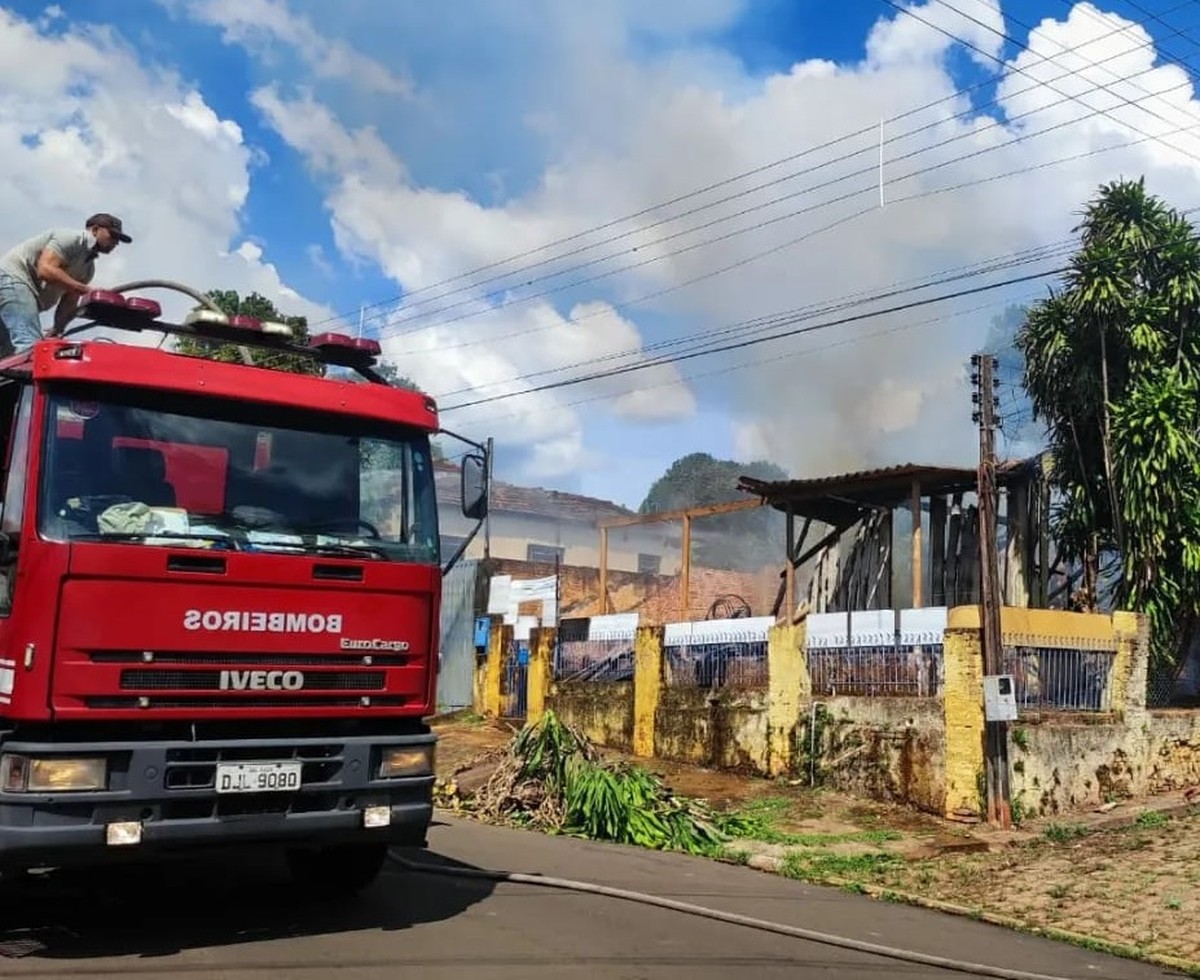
[726,852,1200,978]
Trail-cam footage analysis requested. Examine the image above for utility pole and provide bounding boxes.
[971,352,1012,829]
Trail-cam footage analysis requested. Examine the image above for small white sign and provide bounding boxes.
[983,674,1019,722]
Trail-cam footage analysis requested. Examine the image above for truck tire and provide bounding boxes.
[285,842,388,897]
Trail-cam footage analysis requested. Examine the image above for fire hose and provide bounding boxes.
[388,852,1088,980]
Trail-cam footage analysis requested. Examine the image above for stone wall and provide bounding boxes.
[546,680,635,751]
[475,608,1200,822]
[805,696,946,814]
[653,686,769,771]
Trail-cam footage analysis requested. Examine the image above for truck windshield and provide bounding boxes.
[37,385,439,563]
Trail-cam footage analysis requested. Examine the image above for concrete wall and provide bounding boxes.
[653,687,769,772]
[806,697,946,814]
[546,680,635,751]
[474,607,1200,823]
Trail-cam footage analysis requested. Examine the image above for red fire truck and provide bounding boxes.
[0,284,488,895]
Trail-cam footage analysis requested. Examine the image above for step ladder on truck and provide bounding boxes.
[0,283,490,896]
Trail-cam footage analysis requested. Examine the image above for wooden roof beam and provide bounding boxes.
[600,497,765,529]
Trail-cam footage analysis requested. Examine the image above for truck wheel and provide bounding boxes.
[285,842,389,897]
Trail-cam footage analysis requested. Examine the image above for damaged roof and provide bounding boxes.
[737,458,1041,525]
[435,461,634,524]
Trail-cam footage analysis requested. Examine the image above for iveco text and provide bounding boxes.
[183,610,344,633]
[219,670,306,691]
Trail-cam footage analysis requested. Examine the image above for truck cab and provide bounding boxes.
[0,288,488,894]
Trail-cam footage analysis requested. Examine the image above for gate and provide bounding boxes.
[500,637,529,720]
[436,558,479,713]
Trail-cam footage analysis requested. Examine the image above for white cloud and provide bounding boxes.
[0,7,332,339]
[167,0,411,97]
[866,0,1005,68]
[239,0,1200,482]
[251,84,698,479]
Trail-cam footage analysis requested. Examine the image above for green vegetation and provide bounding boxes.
[177,289,324,376]
[1016,177,1200,669]
[639,452,787,572]
[1043,822,1091,843]
[473,711,755,855]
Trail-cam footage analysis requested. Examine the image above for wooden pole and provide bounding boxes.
[680,515,692,622]
[930,495,947,606]
[910,479,923,608]
[974,352,1012,829]
[784,508,795,622]
[599,526,609,616]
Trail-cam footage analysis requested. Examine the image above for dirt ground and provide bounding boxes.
[431,715,1200,968]
[432,715,984,859]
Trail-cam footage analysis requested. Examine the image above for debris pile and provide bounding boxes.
[438,710,752,855]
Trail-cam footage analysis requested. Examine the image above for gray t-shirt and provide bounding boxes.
[0,229,96,311]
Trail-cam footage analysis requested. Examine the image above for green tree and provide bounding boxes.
[351,360,445,461]
[1016,177,1200,668]
[640,452,787,571]
[176,290,324,376]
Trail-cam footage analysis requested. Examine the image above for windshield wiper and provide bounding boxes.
[70,531,234,545]
[304,542,388,560]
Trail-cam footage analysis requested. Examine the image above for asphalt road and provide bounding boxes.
[0,815,1181,980]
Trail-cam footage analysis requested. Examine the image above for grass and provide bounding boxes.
[779,850,900,883]
[1043,822,1091,843]
[1135,809,1170,829]
[716,795,901,847]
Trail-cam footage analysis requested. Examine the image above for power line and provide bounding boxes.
[472,292,1042,429]
[431,241,1073,401]
[423,131,1200,403]
[366,73,1200,358]
[440,267,1065,412]
[307,5,1187,337]
[909,0,1200,164]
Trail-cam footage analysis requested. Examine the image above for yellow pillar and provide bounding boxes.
[942,609,986,818]
[633,626,663,758]
[1108,606,1137,714]
[483,622,509,719]
[766,622,808,777]
[526,627,554,723]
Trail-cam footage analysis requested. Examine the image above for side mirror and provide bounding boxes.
[461,452,488,521]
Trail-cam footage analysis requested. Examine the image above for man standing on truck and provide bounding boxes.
[0,212,132,357]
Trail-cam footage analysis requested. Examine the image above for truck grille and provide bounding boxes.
[119,669,386,691]
[86,695,409,709]
[91,651,408,667]
[164,743,343,791]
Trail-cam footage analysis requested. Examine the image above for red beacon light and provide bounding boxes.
[77,290,162,328]
[228,314,262,332]
[309,332,382,366]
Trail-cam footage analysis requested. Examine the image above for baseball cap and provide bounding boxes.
[85,213,132,243]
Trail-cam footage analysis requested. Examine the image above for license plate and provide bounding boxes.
[215,761,302,795]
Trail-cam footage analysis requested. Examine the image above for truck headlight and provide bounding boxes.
[0,755,106,792]
[378,745,434,779]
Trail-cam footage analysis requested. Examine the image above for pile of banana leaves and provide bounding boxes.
[472,710,751,855]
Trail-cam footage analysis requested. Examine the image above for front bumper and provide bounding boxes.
[0,731,435,869]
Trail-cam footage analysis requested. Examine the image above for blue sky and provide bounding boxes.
[5,1,1200,507]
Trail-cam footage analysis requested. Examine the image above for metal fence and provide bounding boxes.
[500,638,529,719]
[1000,643,1116,713]
[664,640,768,688]
[662,617,773,690]
[807,643,943,697]
[555,638,635,683]
[804,608,947,698]
[553,615,637,684]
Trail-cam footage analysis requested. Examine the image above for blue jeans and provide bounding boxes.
[0,273,43,357]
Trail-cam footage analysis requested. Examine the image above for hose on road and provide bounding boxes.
[389,853,1087,980]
